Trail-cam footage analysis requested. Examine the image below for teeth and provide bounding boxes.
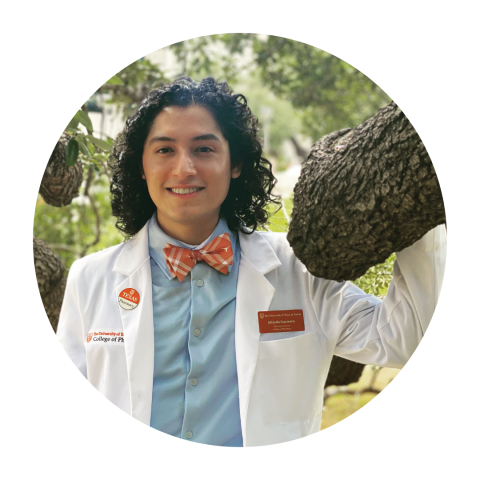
[171,187,202,194]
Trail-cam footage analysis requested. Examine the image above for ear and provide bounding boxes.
[231,162,242,179]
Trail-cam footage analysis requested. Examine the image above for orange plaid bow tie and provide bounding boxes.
[163,233,233,282]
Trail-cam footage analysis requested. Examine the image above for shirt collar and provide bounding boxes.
[147,213,237,280]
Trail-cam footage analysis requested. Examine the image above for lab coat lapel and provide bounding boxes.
[113,224,154,426]
[236,231,282,442]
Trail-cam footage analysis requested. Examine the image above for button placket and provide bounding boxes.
[184,264,210,443]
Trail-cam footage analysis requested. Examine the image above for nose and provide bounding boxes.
[172,149,197,178]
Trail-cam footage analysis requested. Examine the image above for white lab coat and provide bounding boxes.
[57,223,446,446]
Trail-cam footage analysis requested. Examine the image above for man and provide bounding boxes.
[57,77,447,447]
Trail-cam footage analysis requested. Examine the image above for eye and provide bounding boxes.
[156,147,173,154]
[196,146,214,153]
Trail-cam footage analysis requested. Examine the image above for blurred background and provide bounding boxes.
[34,33,399,431]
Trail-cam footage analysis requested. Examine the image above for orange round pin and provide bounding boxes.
[118,288,140,310]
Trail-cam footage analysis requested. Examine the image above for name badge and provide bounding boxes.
[258,309,305,333]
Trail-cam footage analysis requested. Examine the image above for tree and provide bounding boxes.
[34,101,119,331]
[287,101,446,281]
[33,236,67,332]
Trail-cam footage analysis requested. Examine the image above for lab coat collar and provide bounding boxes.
[238,229,282,274]
[112,224,150,276]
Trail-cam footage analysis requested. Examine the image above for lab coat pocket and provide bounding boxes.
[256,332,324,426]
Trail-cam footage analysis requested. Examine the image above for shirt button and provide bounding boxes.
[185,431,193,439]
[193,329,201,337]
[191,378,198,386]
[196,279,204,287]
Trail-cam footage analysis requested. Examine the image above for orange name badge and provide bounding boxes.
[258,309,305,333]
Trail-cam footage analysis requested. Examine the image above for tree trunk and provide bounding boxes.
[34,237,66,332]
[287,101,446,282]
[325,356,365,388]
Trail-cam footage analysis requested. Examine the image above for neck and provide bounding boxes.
[156,213,220,245]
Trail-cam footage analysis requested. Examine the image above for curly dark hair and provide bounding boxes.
[110,76,281,236]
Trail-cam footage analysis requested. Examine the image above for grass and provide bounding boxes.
[321,366,400,430]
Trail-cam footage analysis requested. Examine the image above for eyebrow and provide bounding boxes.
[148,133,221,145]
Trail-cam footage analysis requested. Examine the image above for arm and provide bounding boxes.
[56,262,87,377]
[331,225,446,368]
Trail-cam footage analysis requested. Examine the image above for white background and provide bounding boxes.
[1,1,478,478]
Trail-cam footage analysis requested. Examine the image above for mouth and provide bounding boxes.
[167,187,205,197]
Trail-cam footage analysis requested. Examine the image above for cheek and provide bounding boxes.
[141,156,150,179]
[216,170,234,200]
[143,161,165,182]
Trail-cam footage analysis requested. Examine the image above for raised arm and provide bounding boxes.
[328,225,446,367]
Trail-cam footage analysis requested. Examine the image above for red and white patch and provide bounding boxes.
[118,288,140,310]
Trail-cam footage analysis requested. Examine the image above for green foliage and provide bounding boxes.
[76,110,94,132]
[250,35,390,140]
[170,37,225,80]
[63,109,113,175]
[232,72,303,159]
[34,174,124,270]
[65,138,79,166]
[97,58,169,120]
[67,110,93,131]
[169,34,391,141]
[266,197,292,233]
[106,75,124,86]
[353,253,395,298]
[86,134,111,151]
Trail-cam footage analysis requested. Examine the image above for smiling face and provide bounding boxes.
[142,105,242,244]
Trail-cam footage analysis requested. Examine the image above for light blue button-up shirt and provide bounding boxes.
[148,214,243,446]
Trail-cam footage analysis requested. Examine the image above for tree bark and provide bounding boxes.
[287,101,446,282]
[325,356,365,388]
[39,134,83,207]
[34,237,66,332]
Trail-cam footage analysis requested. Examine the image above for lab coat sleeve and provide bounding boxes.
[330,225,447,368]
[56,261,87,378]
